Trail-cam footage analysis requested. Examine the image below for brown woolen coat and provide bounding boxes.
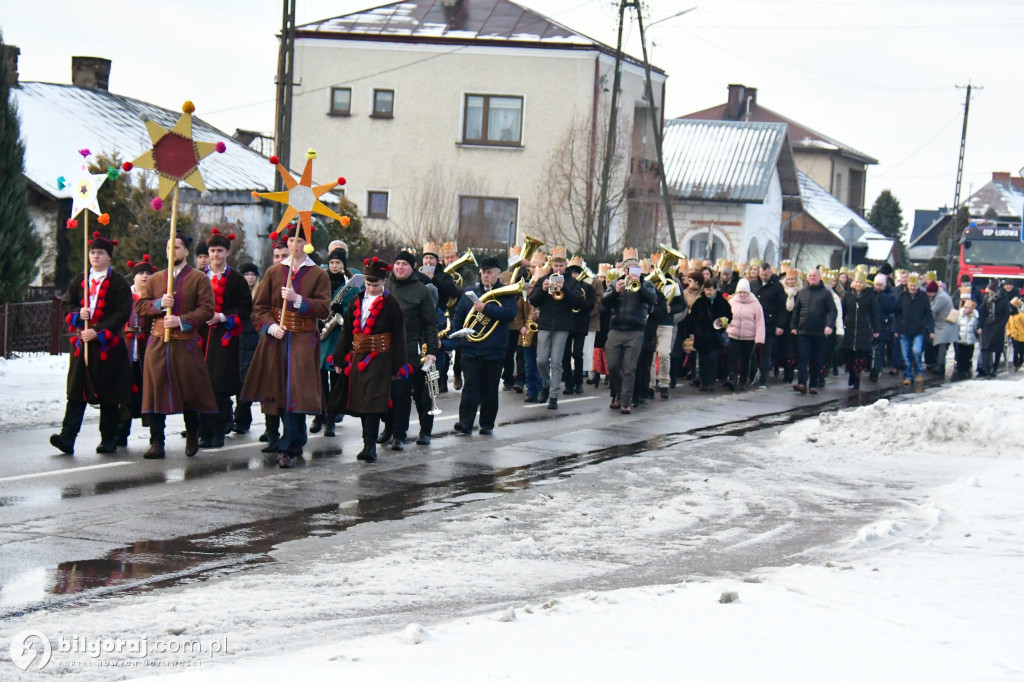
[62,269,133,405]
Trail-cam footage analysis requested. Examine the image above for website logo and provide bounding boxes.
[10,629,52,671]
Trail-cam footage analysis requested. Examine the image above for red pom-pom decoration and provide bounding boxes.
[112,239,118,246]
[229,233,236,240]
[216,141,226,153]
[143,254,150,262]
[340,216,351,227]
[269,156,280,165]
[66,219,78,229]
[269,231,279,241]
[337,177,346,186]
[151,197,163,211]
[127,261,135,268]
[121,161,133,172]
[93,231,101,238]
[98,213,110,226]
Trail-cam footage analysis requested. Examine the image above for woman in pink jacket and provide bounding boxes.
[724,278,765,390]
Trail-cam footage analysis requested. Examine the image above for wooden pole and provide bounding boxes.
[280,235,294,330]
[83,211,90,366]
[164,185,180,342]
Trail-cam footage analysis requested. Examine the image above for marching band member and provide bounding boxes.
[500,244,527,393]
[136,233,219,459]
[240,226,331,468]
[199,229,252,448]
[603,249,657,413]
[329,257,410,463]
[379,250,438,451]
[527,246,583,410]
[50,233,133,455]
[451,256,519,436]
[418,241,460,392]
[562,256,594,395]
[441,241,465,391]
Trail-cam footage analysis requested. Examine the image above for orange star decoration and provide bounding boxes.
[129,101,227,200]
[253,149,350,254]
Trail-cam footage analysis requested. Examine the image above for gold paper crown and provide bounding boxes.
[721,259,734,270]
[622,247,638,262]
[441,241,458,257]
[908,272,921,285]
[551,245,567,259]
[568,254,583,267]
[423,241,440,256]
[688,258,703,272]
[855,264,869,275]
[748,258,762,269]
[821,269,835,282]
[839,266,849,274]
[786,268,800,279]
[597,262,611,275]
[736,261,747,273]
[530,250,548,267]
[650,252,662,265]
[640,259,651,274]
[779,259,792,272]
[925,270,937,282]
[853,270,868,283]
[509,245,522,257]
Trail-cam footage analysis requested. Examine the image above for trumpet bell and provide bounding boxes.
[551,288,565,300]
[627,279,641,292]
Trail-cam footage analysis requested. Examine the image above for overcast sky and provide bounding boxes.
[4,0,1023,225]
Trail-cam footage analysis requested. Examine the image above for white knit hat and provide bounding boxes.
[735,278,751,294]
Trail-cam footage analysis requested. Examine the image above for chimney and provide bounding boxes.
[1,44,19,88]
[726,84,744,120]
[743,87,757,120]
[71,56,111,91]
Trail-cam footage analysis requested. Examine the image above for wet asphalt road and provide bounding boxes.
[0,371,926,619]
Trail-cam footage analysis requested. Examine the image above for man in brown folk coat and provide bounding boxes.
[136,234,219,459]
[241,226,331,468]
[50,233,133,455]
[198,228,252,448]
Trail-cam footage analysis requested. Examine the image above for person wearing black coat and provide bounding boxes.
[840,276,879,390]
[896,275,934,385]
[977,279,1012,377]
[682,276,732,392]
[869,274,899,381]
[528,255,584,409]
[562,265,595,395]
[753,265,787,386]
[451,257,519,435]
[602,262,658,413]
[789,269,837,394]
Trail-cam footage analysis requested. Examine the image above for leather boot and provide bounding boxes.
[375,430,393,445]
[356,438,377,462]
[185,430,200,457]
[144,443,166,459]
[49,433,75,455]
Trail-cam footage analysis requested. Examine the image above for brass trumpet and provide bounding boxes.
[627,277,642,292]
[444,248,478,289]
[461,279,527,342]
[510,235,544,283]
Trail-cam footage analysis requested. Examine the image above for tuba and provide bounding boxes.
[461,280,527,342]
[444,248,478,289]
[510,235,544,283]
[645,244,685,301]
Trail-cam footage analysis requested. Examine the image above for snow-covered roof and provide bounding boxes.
[798,170,894,258]
[661,119,799,204]
[13,82,277,200]
[967,179,1024,219]
[296,0,662,71]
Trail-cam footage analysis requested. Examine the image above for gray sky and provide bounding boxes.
[4,0,1023,226]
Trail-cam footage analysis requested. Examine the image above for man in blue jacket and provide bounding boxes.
[452,257,519,436]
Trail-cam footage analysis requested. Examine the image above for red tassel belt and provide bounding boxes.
[272,307,318,333]
[352,332,392,353]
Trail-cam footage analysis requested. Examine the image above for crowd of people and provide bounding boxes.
[50,231,1023,468]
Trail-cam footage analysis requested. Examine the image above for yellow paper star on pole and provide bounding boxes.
[254,149,350,253]
[129,101,226,200]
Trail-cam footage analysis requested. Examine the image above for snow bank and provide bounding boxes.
[0,354,73,431]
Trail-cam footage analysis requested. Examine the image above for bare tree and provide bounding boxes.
[388,162,485,247]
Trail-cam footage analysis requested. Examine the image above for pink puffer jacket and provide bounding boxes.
[726,293,765,343]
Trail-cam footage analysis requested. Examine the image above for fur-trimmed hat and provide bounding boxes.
[206,227,236,250]
[127,254,156,276]
[88,231,117,256]
[363,257,392,280]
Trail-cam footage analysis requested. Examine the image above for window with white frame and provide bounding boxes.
[329,87,351,116]
[367,191,389,219]
[458,196,518,248]
[372,89,394,118]
[462,94,523,146]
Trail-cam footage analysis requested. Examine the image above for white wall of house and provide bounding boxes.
[742,171,783,263]
[291,38,661,248]
[794,152,864,208]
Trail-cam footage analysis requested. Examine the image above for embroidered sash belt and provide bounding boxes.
[272,307,319,333]
[351,332,392,353]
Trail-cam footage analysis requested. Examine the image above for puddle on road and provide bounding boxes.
[0,381,933,617]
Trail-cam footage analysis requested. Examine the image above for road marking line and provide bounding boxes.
[0,461,135,483]
[524,396,599,408]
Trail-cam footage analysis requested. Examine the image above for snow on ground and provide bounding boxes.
[0,354,74,431]
[1,354,1022,680]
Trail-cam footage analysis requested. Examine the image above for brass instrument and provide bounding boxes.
[627,278,642,293]
[605,267,621,285]
[522,319,539,347]
[420,343,442,416]
[550,282,565,301]
[443,248,478,289]
[645,244,685,303]
[319,274,365,340]
[461,279,527,342]
[510,235,544,283]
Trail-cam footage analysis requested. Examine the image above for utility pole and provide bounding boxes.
[595,1,627,255]
[633,4,679,249]
[273,0,297,225]
[945,83,980,286]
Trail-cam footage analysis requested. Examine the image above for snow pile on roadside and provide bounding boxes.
[0,353,72,431]
[773,380,1024,459]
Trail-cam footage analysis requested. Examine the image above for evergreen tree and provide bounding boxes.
[867,189,908,264]
[0,34,43,303]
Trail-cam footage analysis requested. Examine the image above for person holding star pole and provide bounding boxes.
[123,101,228,458]
[240,150,346,468]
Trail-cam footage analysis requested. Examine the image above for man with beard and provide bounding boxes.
[198,229,252,448]
[50,233,133,455]
[136,233,219,458]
